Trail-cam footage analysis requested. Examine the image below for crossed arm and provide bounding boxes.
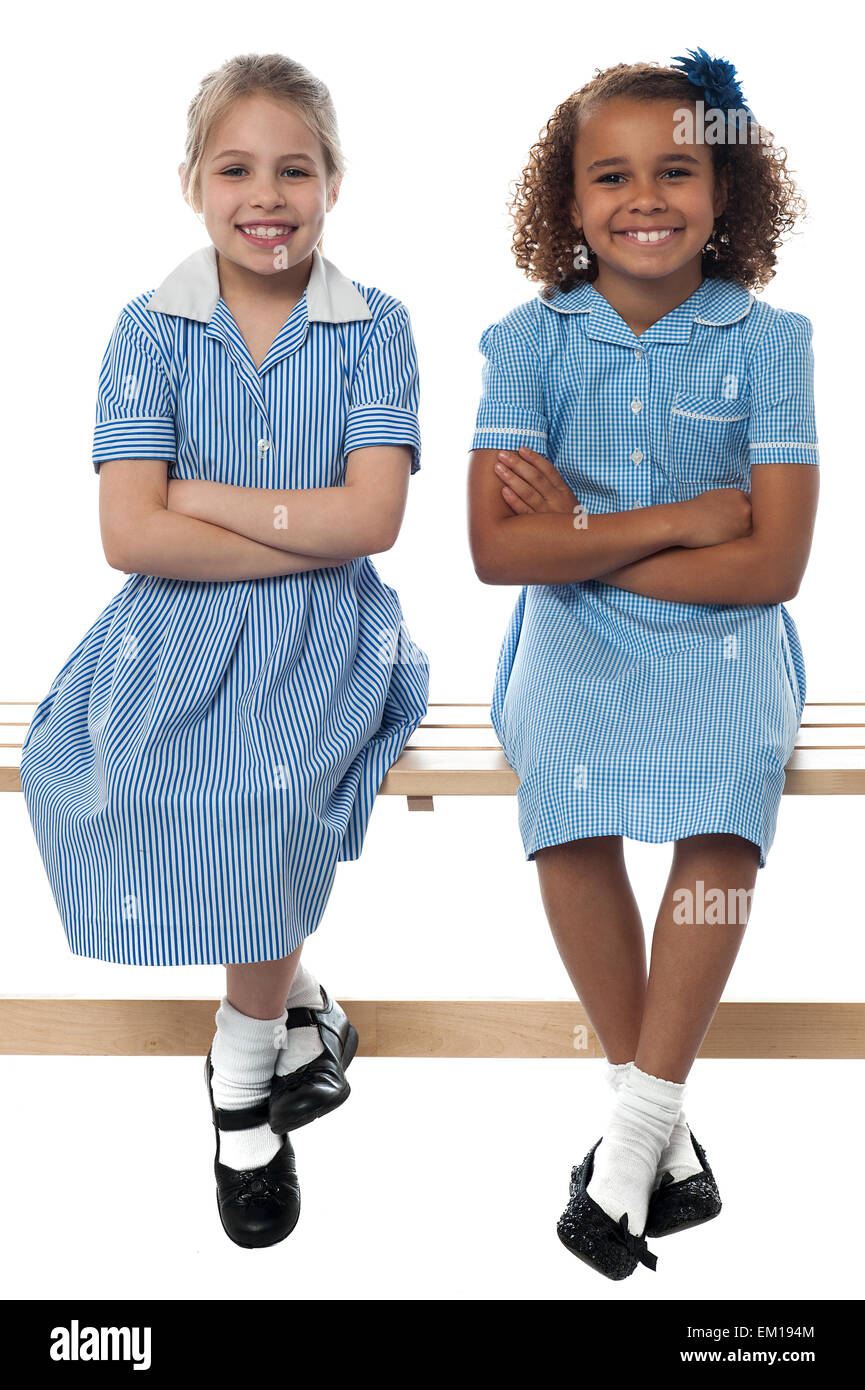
[468,446,819,605]
[100,446,413,582]
[165,446,412,560]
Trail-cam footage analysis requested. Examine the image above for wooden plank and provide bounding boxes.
[5,703,865,797]
[5,740,865,794]
[0,999,861,1058]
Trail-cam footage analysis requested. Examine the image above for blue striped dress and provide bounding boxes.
[471,276,819,869]
[20,243,430,965]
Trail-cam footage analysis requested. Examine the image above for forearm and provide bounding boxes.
[114,507,351,582]
[477,503,685,585]
[595,537,785,605]
[176,479,388,559]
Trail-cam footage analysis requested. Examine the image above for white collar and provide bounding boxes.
[538,275,753,326]
[145,243,372,324]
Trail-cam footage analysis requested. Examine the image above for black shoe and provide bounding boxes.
[645,1129,722,1238]
[268,986,359,1134]
[557,1139,658,1280]
[204,1050,301,1249]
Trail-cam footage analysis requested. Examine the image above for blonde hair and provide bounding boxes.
[179,52,346,254]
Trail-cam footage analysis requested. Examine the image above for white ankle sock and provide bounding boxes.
[274,962,325,1077]
[654,1103,703,1187]
[588,1063,685,1236]
[604,1059,702,1190]
[605,1059,634,1093]
[210,997,283,1170]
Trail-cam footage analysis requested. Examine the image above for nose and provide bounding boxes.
[626,177,669,213]
[248,182,289,210]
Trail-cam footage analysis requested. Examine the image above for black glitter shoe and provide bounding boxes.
[644,1129,722,1238]
[557,1139,658,1280]
[205,1050,301,1249]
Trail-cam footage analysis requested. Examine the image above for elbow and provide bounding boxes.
[755,549,802,605]
[106,545,138,575]
[101,505,162,573]
[775,576,801,603]
[368,524,399,555]
[102,535,128,571]
[368,505,406,555]
[469,526,505,585]
[103,529,145,573]
[765,566,802,605]
[471,548,504,585]
[760,579,799,605]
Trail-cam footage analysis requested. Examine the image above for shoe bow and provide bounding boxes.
[611,1212,658,1271]
[232,1170,283,1206]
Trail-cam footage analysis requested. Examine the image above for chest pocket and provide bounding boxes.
[668,391,750,497]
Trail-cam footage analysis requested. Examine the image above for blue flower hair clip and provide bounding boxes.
[670,46,752,116]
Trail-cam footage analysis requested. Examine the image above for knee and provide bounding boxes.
[673,833,760,862]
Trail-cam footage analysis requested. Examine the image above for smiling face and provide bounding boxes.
[195,92,340,280]
[571,96,727,293]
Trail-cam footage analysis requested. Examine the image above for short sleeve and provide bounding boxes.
[343,304,421,474]
[470,316,549,453]
[748,312,819,465]
[92,310,176,473]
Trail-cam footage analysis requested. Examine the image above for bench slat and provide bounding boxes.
[0,998,862,1058]
[4,701,865,795]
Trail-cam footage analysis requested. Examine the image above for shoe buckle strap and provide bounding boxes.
[215,1098,272,1131]
[283,1006,318,1028]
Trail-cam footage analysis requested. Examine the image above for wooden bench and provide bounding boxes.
[2,700,864,1058]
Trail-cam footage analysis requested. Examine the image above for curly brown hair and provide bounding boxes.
[508,60,808,296]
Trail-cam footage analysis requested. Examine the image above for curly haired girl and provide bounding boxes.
[468,49,819,1280]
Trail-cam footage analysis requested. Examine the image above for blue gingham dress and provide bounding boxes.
[471,276,819,869]
[20,244,430,965]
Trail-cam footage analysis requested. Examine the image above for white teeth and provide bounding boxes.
[242,226,295,238]
[623,229,676,243]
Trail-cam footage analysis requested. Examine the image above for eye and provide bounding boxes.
[219,166,310,178]
[596,168,693,184]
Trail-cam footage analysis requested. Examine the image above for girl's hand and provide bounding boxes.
[494,448,580,515]
[677,488,753,548]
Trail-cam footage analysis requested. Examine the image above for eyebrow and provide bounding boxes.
[586,153,703,172]
[210,149,317,163]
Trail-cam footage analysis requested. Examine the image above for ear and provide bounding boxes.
[327,174,343,213]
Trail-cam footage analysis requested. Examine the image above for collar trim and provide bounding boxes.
[537,276,753,327]
[144,243,372,324]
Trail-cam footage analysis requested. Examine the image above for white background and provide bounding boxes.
[1,1,862,1302]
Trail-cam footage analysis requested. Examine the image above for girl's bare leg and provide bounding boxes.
[635,833,760,1081]
[534,835,647,1061]
[225,943,304,1019]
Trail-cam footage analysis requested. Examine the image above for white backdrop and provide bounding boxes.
[3,2,862,1007]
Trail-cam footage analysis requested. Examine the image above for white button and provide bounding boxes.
[631,449,643,465]
[258,438,271,455]
[630,399,642,413]
[634,347,644,357]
